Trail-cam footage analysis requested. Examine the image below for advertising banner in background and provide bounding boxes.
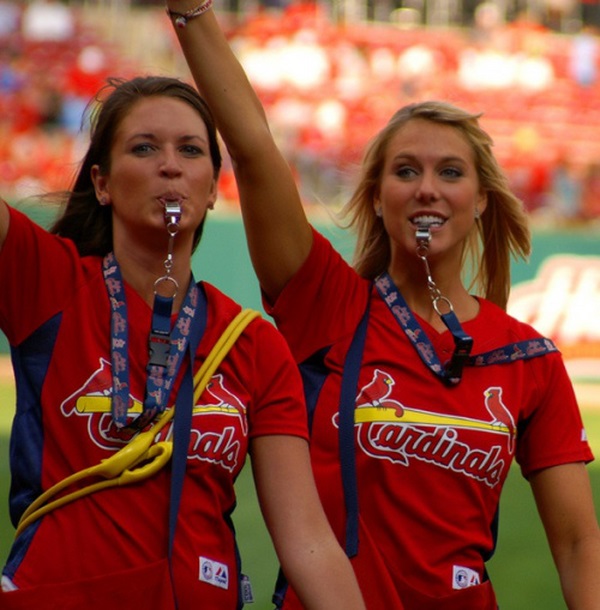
[509,253,599,382]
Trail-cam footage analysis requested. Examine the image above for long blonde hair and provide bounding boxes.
[341,100,530,310]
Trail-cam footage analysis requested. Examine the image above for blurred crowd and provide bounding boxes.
[2,0,600,225]
[0,0,134,199]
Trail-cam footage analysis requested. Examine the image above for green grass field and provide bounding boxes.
[1,379,599,609]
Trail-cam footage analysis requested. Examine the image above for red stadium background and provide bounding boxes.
[1,0,599,396]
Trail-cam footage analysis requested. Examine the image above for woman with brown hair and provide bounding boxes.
[0,75,365,610]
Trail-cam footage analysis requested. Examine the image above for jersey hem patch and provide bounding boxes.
[199,556,229,590]
[452,565,481,590]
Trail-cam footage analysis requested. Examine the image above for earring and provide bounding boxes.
[99,196,109,206]
[474,208,480,219]
[375,207,383,218]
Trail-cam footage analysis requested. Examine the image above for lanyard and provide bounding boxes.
[374,271,558,383]
[374,225,474,385]
[375,272,473,385]
[338,301,370,557]
[103,252,203,430]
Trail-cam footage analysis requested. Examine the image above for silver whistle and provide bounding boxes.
[164,201,182,236]
[416,225,431,246]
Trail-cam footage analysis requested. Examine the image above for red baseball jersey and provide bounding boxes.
[268,228,593,609]
[0,207,308,609]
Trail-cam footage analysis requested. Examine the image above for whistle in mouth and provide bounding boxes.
[416,225,432,245]
[164,201,182,234]
[164,201,182,224]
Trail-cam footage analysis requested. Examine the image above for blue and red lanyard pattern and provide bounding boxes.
[375,272,473,385]
[374,272,558,384]
[103,252,203,430]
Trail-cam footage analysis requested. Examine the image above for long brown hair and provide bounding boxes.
[50,76,222,255]
[341,100,530,309]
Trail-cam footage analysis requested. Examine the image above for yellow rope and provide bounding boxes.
[193,308,260,404]
[16,309,260,537]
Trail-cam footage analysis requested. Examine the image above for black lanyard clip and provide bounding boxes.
[444,334,473,385]
[148,330,171,368]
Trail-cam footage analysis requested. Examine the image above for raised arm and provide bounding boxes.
[166,2,313,302]
[0,198,10,251]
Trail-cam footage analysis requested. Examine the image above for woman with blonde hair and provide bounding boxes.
[167,2,600,608]
[345,100,530,309]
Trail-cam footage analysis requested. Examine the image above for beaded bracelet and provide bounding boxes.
[166,0,213,28]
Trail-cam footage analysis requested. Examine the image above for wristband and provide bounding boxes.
[166,0,213,28]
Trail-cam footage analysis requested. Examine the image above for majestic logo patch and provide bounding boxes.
[453,565,481,589]
[199,556,229,590]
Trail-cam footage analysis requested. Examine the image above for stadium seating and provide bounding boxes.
[2,2,599,222]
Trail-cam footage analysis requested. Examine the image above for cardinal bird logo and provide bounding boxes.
[203,373,248,435]
[356,369,403,417]
[60,357,143,448]
[484,386,516,452]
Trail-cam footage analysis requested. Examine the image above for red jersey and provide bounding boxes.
[268,229,593,609]
[0,207,308,609]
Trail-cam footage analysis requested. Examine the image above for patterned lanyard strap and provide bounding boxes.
[375,227,558,383]
[374,271,471,385]
[103,253,201,430]
[374,271,558,375]
[377,225,473,385]
[103,201,203,430]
